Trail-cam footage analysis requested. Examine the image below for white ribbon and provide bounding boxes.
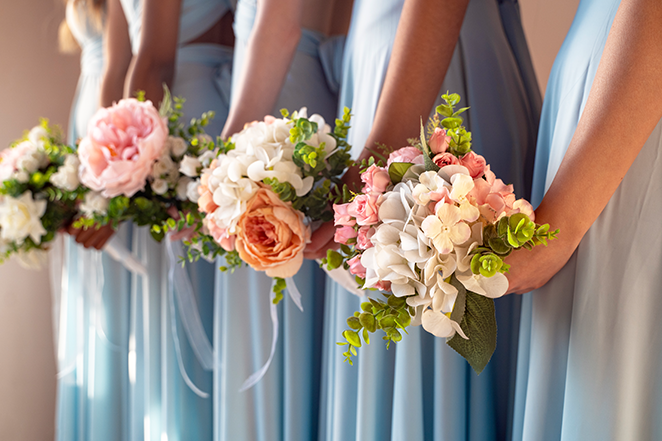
[104,235,147,276]
[317,259,364,297]
[239,277,303,392]
[165,235,215,371]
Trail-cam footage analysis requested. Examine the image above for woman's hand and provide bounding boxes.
[66,223,116,250]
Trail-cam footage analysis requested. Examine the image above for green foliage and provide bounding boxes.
[388,162,414,184]
[337,293,412,365]
[272,277,287,304]
[447,290,497,375]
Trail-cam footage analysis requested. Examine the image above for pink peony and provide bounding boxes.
[361,164,390,194]
[387,146,424,167]
[356,226,375,250]
[78,98,168,198]
[334,225,358,244]
[333,203,356,227]
[429,127,450,154]
[347,193,380,226]
[347,255,366,279]
[432,152,460,168]
[459,151,486,179]
[205,214,235,251]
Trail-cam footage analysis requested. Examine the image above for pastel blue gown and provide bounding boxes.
[213,1,342,439]
[512,1,662,440]
[319,1,541,440]
[56,1,234,440]
[55,4,133,441]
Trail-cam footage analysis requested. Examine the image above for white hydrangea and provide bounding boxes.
[176,176,191,200]
[80,191,109,216]
[0,192,47,244]
[186,179,200,203]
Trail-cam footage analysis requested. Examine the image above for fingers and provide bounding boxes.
[90,225,116,250]
[68,223,116,250]
[304,222,337,260]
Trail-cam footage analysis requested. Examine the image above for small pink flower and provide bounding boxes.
[348,193,380,226]
[78,98,168,198]
[387,146,424,167]
[374,280,392,292]
[429,127,450,154]
[459,151,486,179]
[511,199,535,221]
[263,115,277,125]
[469,165,517,221]
[347,255,366,278]
[333,203,356,227]
[334,225,357,245]
[356,226,374,250]
[432,152,460,168]
[361,164,390,194]
[205,214,235,251]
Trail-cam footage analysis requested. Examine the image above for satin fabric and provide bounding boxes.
[56,1,233,439]
[213,2,341,439]
[319,1,541,440]
[513,1,662,440]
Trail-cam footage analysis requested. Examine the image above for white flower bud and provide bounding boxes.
[151,179,168,195]
[81,191,109,216]
[176,176,191,201]
[168,136,188,157]
[186,179,201,203]
[179,155,201,177]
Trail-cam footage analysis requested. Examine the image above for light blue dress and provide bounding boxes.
[56,4,133,441]
[512,1,662,440]
[56,1,234,440]
[319,1,541,440]
[213,1,342,439]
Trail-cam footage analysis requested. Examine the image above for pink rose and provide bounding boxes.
[469,165,517,221]
[429,127,450,154]
[347,255,366,279]
[387,146,424,167]
[0,141,33,181]
[78,98,168,197]
[333,203,356,227]
[347,193,380,226]
[361,164,390,194]
[374,280,392,292]
[511,199,535,221]
[459,151,486,179]
[205,214,235,251]
[356,226,374,250]
[432,152,460,168]
[334,225,357,245]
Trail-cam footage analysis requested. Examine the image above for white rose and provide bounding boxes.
[152,153,174,178]
[186,179,201,203]
[0,192,47,244]
[180,155,202,177]
[15,171,30,183]
[151,179,168,195]
[80,191,109,216]
[169,136,188,157]
[198,150,217,168]
[176,176,191,200]
[28,126,49,148]
[49,155,80,191]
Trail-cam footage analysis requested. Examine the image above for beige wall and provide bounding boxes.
[0,0,79,440]
[0,0,580,440]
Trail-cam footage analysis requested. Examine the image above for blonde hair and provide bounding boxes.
[58,0,106,54]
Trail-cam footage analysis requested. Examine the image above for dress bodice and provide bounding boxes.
[66,1,104,75]
[119,0,233,54]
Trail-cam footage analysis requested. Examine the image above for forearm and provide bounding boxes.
[221,7,301,139]
[100,0,132,107]
[536,0,662,249]
[126,58,174,103]
[359,0,469,163]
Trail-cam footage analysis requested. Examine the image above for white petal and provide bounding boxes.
[449,222,471,245]
[421,310,457,338]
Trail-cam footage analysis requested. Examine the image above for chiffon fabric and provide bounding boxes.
[55,4,134,440]
[56,1,234,439]
[513,1,662,440]
[319,0,541,440]
[213,1,342,439]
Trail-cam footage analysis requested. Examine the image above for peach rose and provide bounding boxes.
[459,151,486,179]
[78,98,168,197]
[234,187,310,278]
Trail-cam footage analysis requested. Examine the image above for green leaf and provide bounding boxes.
[449,276,467,324]
[388,162,413,184]
[325,249,344,270]
[343,330,361,348]
[446,291,497,375]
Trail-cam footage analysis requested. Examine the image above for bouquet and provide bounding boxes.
[192,107,353,301]
[74,90,217,240]
[0,122,86,268]
[325,93,557,373]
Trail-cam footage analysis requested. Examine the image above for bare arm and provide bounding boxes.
[125,0,182,104]
[506,0,662,294]
[305,0,469,259]
[221,0,302,139]
[100,0,132,107]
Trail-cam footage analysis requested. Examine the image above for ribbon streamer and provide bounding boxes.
[239,277,304,392]
[104,235,147,276]
[317,259,364,297]
[166,236,215,371]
